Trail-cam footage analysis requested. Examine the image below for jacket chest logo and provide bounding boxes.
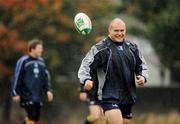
[117,46,123,51]
[33,63,39,78]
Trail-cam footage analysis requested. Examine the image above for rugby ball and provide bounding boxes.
[74,12,92,35]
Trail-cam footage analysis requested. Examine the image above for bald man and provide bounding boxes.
[78,18,148,124]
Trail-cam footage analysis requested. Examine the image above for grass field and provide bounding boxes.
[42,111,180,124]
[5,105,180,124]
[6,112,180,124]
[131,112,180,124]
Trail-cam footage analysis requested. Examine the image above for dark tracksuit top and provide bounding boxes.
[11,55,52,106]
[78,37,148,104]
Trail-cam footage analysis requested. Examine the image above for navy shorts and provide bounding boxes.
[22,102,42,122]
[100,103,133,119]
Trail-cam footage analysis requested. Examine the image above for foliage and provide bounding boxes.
[148,4,180,67]
[121,0,180,82]
[148,4,180,82]
[0,0,117,122]
[121,0,169,22]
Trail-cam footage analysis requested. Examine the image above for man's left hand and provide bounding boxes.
[136,75,145,86]
[47,91,53,102]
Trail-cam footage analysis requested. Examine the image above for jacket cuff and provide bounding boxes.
[83,78,92,84]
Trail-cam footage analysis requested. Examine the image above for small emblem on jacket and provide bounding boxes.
[117,46,123,51]
[33,63,39,78]
[112,103,118,107]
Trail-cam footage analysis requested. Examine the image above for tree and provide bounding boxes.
[121,0,180,83]
[148,4,180,83]
[0,0,117,122]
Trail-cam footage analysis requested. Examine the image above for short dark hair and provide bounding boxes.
[28,39,43,52]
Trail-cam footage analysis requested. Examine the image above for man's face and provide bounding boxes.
[31,44,43,58]
[108,21,126,42]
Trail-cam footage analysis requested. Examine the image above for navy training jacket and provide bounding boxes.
[11,55,52,104]
[78,37,148,104]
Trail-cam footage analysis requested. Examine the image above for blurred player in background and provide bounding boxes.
[11,39,53,124]
[79,91,103,124]
[79,36,105,124]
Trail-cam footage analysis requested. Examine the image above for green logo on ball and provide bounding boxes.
[76,17,84,30]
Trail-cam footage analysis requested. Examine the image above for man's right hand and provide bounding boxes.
[84,80,93,91]
[12,95,20,102]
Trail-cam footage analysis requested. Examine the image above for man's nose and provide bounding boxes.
[118,31,122,35]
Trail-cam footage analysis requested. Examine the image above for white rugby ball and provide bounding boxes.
[74,12,92,35]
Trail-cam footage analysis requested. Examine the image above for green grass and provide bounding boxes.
[131,112,180,124]
[7,106,180,124]
[57,111,180,124]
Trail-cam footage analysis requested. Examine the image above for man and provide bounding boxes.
[78,18,148,124]
[11,39,53,124]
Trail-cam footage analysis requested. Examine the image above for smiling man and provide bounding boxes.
[78,18,148,124]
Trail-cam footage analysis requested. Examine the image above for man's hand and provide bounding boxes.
[12,95,20,102]
[79,92,88,102]
[47,91,53,102]
[84,80,93,91]
[136,75,145,86]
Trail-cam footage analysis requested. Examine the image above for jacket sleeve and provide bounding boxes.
[43,67,53,92]
[78,45,101,90]
[11,57,25,96]
[134,44,149,82]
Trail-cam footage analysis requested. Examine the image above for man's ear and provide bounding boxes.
[108,26,111,33]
